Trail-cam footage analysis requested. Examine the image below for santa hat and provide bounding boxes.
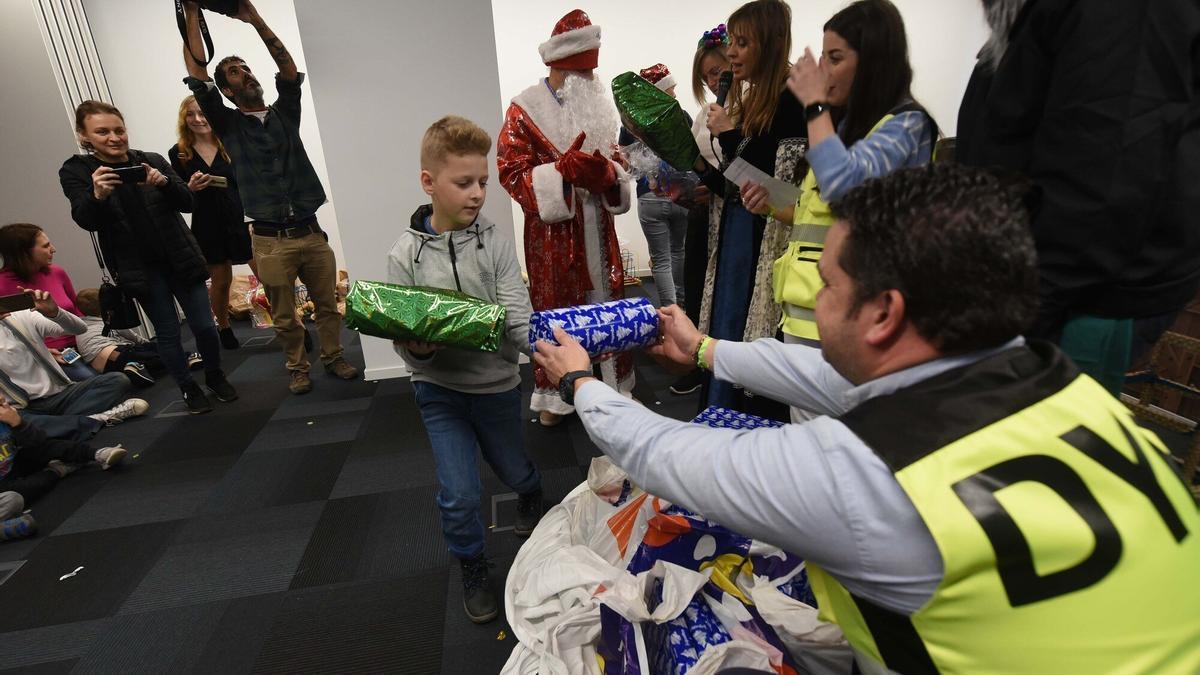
[539,9,602,70]
[639,64,676,93]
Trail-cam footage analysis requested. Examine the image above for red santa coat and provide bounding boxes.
[498,79,636,414]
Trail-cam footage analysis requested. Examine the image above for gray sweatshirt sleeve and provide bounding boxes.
[573,379,943,614]
[28,308,87,337]
[492,229,534,356]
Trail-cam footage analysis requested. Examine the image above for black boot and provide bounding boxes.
[514,490,544,537]
[219,327,240,350]
[205,370,239,402]
[459,553,498,624]
[182,382,214,415]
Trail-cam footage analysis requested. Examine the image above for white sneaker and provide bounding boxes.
[89,398,150,426]
[94,445,127,470]
[0,491,24,520]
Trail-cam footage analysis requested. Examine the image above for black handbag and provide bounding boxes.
[89,233,141,336]
[176,0,240,67]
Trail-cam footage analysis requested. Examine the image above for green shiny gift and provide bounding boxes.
[612,71,701,171]
[344,280,507,352]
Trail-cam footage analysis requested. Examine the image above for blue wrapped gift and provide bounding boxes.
[691,406,786,430]
[529,297,659,357]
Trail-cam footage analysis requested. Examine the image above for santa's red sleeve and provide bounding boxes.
[497,103,576,224]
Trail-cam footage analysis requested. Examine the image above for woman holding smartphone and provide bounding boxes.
[58,99,237,414]
[169,95,254,351]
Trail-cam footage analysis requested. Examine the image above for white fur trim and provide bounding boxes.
[532,163,576,223]
[513,84,573,153]
[538,25,602,65]
[602,162,632,215]
[531,387,575,415]
[654,75,677,92]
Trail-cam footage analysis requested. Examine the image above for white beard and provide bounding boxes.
[559,72,620,154]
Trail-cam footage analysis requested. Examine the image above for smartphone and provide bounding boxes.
[61,347,82,365]
[208,175,228,188]
[0,293,34,314]
[112,165,147,183]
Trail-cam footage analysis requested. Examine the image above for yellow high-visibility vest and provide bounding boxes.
[810,343,1200,674]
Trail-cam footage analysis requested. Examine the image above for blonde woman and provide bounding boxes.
[169,95,253,350]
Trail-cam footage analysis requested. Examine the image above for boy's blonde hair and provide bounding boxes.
[76,288,101,317]
[421,116,492,170]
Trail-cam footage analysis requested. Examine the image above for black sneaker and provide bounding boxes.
[186,352,204,371]
[459,553,498,624]
[205,370,239,402]
[122,361,155,388]
[182,383,214,414]
[219,327,240,350]
[514,490,544,537]
[669,369,705,396]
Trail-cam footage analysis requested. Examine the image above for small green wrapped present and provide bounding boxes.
[612,72,701,171]
[344,280,507,352]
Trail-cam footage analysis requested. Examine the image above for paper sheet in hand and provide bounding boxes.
[724,157,800,211]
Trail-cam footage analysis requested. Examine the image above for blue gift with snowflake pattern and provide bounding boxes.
[529,297,659,357]
[691,406,786,430]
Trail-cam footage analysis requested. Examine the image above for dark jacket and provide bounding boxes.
[957,0,1200,335]
[59,150,208,298]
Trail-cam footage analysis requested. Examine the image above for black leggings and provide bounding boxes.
[102,342,167,377]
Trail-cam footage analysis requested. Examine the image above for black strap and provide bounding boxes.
[88,232,114,285]
[176,0,216,67]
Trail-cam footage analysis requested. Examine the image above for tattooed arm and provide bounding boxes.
[181,2,211,82]
[236,0,298,81]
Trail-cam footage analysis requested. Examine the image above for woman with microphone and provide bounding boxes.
[692,0,807,417]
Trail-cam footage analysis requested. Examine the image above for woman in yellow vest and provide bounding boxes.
[745,0,936,357]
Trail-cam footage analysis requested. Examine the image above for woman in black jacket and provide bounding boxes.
[59,100,236,414]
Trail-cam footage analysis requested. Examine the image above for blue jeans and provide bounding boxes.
[140,267,220,389]
[637,195,689,307]
[412,381,541,559]
[24,372,131,417]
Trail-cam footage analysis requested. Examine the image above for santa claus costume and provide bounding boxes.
[497,9,635,418]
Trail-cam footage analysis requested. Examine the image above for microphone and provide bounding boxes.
[715,71,733,107]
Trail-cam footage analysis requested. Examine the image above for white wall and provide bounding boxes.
[0,0,105,289]
[292,0,513,381]
[82,0,347,269]
[491,0,989,273]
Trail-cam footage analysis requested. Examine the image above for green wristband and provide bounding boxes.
[696,336,714,370]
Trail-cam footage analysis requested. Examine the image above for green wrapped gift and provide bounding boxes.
[612,72,701,171]
[344,280,507,352]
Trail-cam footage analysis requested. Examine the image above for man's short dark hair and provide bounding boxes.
[831,163,1038,353]
[214,55,245,92]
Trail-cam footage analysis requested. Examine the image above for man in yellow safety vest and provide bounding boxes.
[534,163,1200,673]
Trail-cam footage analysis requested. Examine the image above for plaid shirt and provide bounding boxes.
[184,74,326,222]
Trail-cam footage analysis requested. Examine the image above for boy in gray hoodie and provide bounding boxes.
[387,116,543,624]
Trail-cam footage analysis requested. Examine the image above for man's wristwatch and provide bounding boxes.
[558,370,593,406]
[804,102,830,122]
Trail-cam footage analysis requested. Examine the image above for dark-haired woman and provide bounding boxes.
[58,100,237,414]
[694,0,807,417]
[0,224,97,381]
[746,0,935,419]
[0,224,81,347]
